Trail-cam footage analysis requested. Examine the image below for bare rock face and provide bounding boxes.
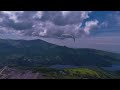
[0,66,46,79]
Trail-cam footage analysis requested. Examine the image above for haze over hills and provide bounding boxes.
[40,37,120,54]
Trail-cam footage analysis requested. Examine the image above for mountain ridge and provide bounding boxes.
[0,38,120,67]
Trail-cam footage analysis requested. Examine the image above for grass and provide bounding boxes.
[9,66,120,79]
[63,68,101,79]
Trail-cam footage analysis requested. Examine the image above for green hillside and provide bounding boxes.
[0,39,120,68]
[29,66,117,79]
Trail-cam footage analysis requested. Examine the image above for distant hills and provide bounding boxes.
[0,39,120,67]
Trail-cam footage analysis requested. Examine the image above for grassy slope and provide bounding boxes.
[27,66,118,79]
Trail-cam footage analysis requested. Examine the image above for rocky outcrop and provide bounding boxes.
[0,66,46,79]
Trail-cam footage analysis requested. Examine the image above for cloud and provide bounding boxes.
[1,11,24,23]
[0,17,3,22]
[33,11,43,19]
[0,11,100,39]
[0,11,35,30]
[22,21,82,38]
[0,26,21,35]
[84,20,99,35]
[61,11,71,17]
[40,11,92,26]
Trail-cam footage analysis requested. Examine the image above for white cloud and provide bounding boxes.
[61,11,71,17]
[1,11,24,23]
[61,11,92,19]
[81,11,92,19]
[40,11,92,26]
[84,20,99,34]
[39,29,47,36]
[0,11,99,39]
[33,11,43,19]
[0,26,23,36]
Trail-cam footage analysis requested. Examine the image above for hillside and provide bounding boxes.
[0,39,120,68]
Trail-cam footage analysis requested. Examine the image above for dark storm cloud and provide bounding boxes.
[40,11,91,26]
[6,21,33,30]
[0,11,36,30]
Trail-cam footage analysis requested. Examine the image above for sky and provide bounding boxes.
[0,11,120,53]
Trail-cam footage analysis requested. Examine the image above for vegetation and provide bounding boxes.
[0,39,120,79]
[22,66,118,79]
[63,68,101,79]
[0,39,120,68]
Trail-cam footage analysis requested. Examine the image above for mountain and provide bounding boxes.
[0,39,120,68]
